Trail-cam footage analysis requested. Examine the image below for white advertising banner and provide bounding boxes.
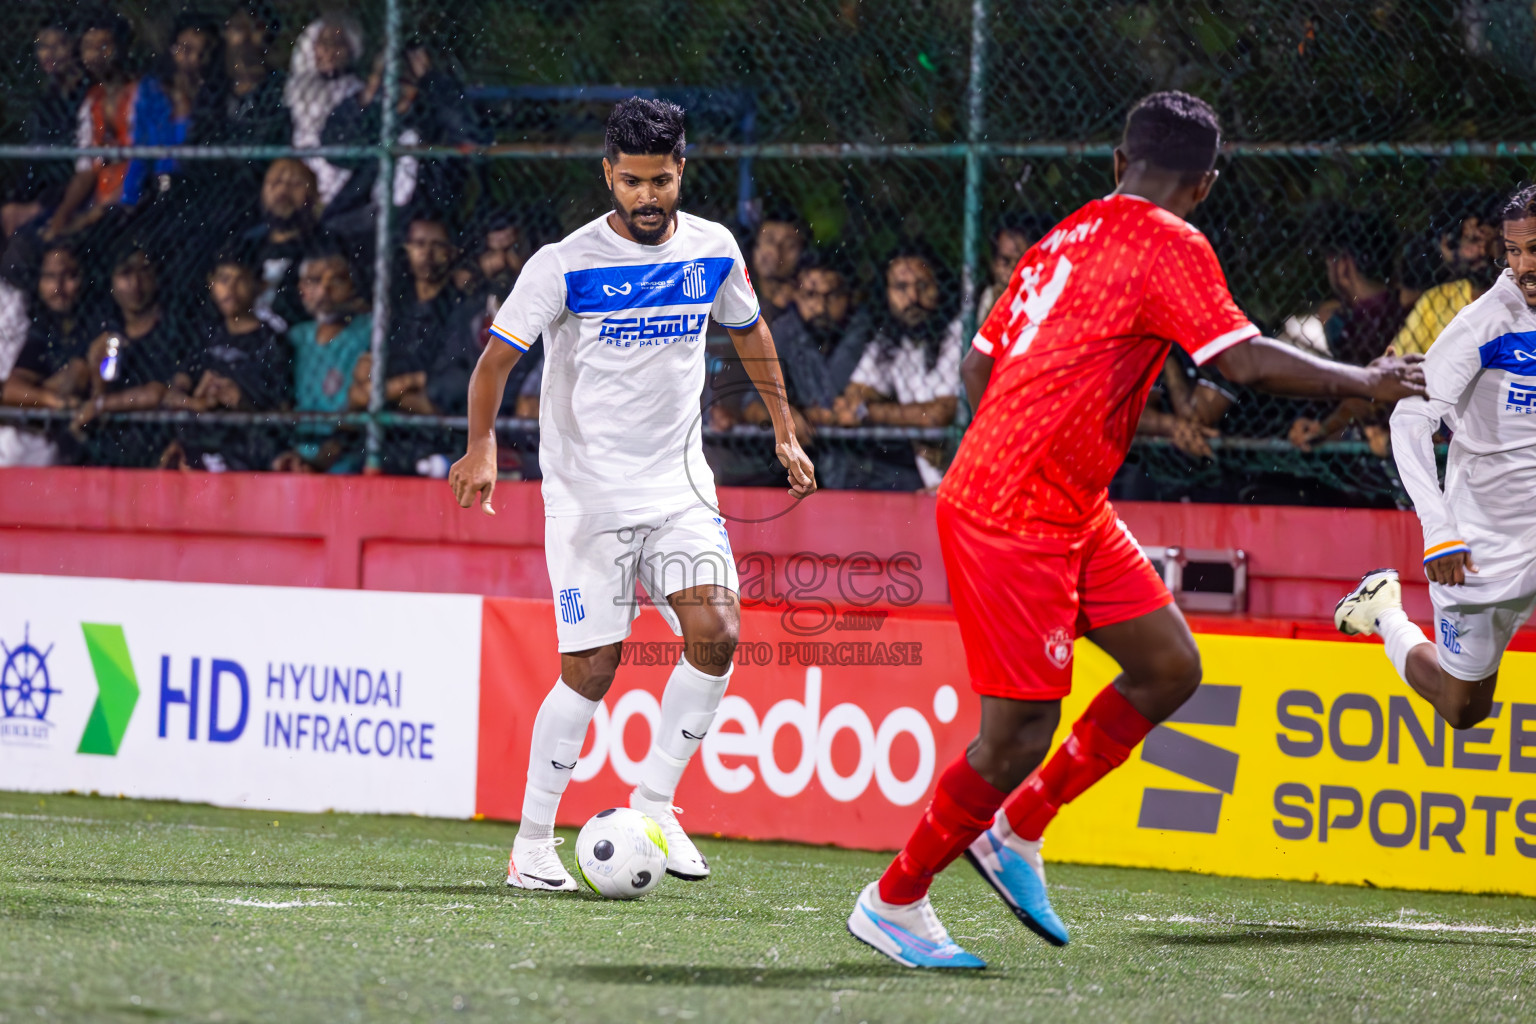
[0,574,482,818]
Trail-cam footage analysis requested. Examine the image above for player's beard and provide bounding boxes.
[612,189,678,246]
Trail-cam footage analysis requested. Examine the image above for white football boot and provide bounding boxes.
[1334,568,1402,637]
[506,835,578,892]
[630,790,709,880]
[846,881,986,969]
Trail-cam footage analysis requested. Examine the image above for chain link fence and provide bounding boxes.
[0,1,1529,503]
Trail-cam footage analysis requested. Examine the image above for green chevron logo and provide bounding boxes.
[77,623,139,756]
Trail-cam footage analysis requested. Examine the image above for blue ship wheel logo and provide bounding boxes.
[1,623,61,723]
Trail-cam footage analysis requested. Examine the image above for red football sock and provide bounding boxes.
[1002,683,1153,842]
[878,755,1007,905]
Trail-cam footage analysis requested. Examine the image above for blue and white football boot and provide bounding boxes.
[847,882,986,969]
[964,818,1069,947]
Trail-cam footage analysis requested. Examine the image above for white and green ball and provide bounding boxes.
[574,808,669,899]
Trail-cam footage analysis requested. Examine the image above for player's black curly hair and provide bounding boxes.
[1122,91,1221,179]
[604,97,687,162]
[1500,184,1536,224]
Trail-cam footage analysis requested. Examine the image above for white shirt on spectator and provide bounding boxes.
[850,317,964,405]
[285,18,365,205]
[0,277,58,468]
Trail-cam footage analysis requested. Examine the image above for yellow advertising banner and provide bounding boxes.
[1048,633,1536,896]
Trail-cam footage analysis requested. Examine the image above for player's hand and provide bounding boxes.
[1364,353,1427,402]
[1170,417,1219,458]
[1425,549,1478,586]
[776,435,816,500]
[449,441,498,515]
[1288,417,1325,452]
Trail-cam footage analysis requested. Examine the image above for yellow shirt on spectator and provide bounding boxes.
[1389,279,1478,356]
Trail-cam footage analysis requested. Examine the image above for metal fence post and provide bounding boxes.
[958,0,989,427]
[365,0,403,472]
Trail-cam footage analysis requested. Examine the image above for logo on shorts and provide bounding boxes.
[1439,618,1462,654]
[1043,627,1073,669]
[559,588,586,625]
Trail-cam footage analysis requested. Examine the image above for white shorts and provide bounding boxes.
[544,501,739,652]
[1429,560,1536,681]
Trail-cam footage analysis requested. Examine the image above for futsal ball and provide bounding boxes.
[574,807,669,899]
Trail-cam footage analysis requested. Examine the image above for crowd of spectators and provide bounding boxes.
[0,9,1509,498]
[1123,190,1506,503]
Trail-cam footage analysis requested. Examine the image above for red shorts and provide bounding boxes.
[937,499,1173,700]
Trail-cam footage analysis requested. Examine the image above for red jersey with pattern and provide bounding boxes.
[940,194,1257,533]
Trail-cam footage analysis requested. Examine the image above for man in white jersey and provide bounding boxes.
[448,98,816,891]
[1336,185,1536,728]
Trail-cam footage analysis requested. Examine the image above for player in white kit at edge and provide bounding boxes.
[1336,185,1536,731]
[449,98,815,891]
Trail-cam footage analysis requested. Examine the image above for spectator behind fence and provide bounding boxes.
[429,211,532,417]
[271,247,371,474]
[70,246,195,466]
[743,248,869,429]
[320,44,490,256]
[239,159,322,332]
[284,14,364,206]
[219,3,289,147]
[750,208,807,324]
[2,19,86,239]
[1287,211,1409,453]
[3,242,93,415]
[832,246,963,490]
[161,248,291,471]
[354,209,460,418]
[977,214,1046,323]
[43,12,143,243]
[0,268,45,466]
[1390,194,1503,356]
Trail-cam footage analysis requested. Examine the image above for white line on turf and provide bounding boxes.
[205,898,346,908]
[1127,914,1536,936]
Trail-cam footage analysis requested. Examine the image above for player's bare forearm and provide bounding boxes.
[449,339,522,515]
[726,319,796,443]
[726,319,816,499]
[465,340,521,451]
[1214,337,1426,402]
[961,348,994,414]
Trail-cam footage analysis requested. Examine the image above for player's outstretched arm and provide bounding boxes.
[726,318,816,499]
[1214,337,1426,402]
[1391,397,1476,585]
[448,339,522,516]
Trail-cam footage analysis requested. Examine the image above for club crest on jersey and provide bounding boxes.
[1044,626,1073,669]
[682,261,708,300]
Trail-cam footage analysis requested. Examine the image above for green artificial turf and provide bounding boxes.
[1,790,1533,1023]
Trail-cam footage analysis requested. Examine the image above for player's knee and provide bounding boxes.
[1129,637,1202,701]
[684,610,738,671]
[1442,689,1495,730]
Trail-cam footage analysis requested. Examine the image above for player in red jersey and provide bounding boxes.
[847,91,1428,970]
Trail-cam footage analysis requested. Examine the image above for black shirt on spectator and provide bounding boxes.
[389,285,461,377]
[14,306,92,379]
[183,321,291,410]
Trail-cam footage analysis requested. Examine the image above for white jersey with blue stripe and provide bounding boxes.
[1391,269,1536,577]
[490,210,760,516]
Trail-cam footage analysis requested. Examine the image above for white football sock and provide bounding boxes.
[637,657,733,804]
[517,678,600,844]
[1377,608,1432,682]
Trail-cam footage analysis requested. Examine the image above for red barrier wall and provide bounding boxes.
[1,467,1527,640]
